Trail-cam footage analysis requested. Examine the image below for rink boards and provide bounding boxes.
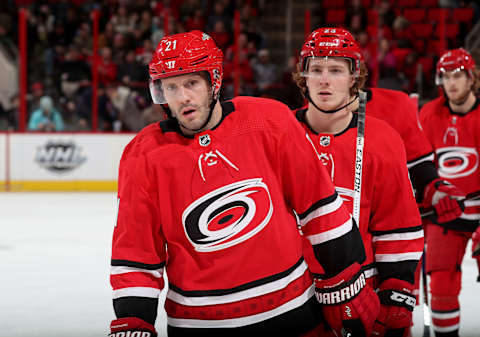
[0,132,135,191]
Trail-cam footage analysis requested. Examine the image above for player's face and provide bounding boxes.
[162,73,212,131]
[305,57,355,111]
[441,70,473,103]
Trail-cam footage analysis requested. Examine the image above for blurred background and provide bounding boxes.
[0,0,478,134]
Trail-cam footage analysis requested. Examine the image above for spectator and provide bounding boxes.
[97,46,118,86]
[185,9,205,31]
[208,21,230,52]
[59,47,91,99]
[28,96,64,132]
[117,50,148,87]
[252,48,277,91]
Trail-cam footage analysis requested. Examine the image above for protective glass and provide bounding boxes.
[435,67,465,86]
[301,57,354,78]
[149,79,167,104]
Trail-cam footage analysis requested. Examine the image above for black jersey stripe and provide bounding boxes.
[297,192,339,220]
[111,259,166,270]
[371,225,423,236]
[169,257,305,297]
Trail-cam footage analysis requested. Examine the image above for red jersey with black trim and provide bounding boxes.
[294,109,423,287]
[366,88,433,167]
[420,97,480,228]
[111,97,359,331]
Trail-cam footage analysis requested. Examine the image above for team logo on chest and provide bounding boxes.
[436,146,478,179]
[182,178,273,252]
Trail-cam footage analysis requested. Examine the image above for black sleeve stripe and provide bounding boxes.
[170,257,305,297]
[407,152,434,168]
[409,160,439,201]
[111,259,166,270]
[298,192,338,220]
[376,260,420,284]
[113,296,159,325]
[312,219,366,279]
[371,225,423,236]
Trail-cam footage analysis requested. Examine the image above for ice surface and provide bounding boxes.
[1,192,478,337]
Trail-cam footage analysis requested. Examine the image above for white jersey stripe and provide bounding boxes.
[375,251,423,262]
[433,324,460,333]
[299,195,343,227]
[372,229,424,242]
[431,310,460,320]
[407,153,434,169]
[167,285,314,328]
[110,265,164,278]
[306,218,353,245]
[167,260,309,306]
[113,286,161,299]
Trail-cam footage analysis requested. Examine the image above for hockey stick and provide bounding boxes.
[421,249,431,337]
[352,91,366,226]
[419,189,480,218]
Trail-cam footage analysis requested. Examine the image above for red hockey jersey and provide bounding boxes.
[295,109,423,286]
[111,97,360,331]
[366,88,433,167]
[420,97,480,230]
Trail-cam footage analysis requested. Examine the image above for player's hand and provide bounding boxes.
[423,179,465,224]
[315,263,379,337]
[109,317,157,337]
[371,279,415,337]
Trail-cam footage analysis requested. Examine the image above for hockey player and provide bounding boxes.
[108,30,380,337]
[332,29,466,228]
[419,48,480,337]
[293,28,424,337]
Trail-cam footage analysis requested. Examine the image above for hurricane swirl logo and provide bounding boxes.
[182,178,273,252]
[436,146,478,179]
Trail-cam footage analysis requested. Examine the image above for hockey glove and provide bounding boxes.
[371,279,416,337]
[315,263,379,337]
[109,317,157,337]
[423,179,465,224]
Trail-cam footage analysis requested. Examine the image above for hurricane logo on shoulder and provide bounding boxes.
[182,178,273,252]
[436,146,478,179]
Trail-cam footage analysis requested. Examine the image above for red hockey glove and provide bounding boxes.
[315,263,379,337]
[423,179,465,224]
[109,317,157,337]
[371,279,416,337]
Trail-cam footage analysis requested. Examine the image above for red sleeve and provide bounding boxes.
[369,124,423,284]
[110,136,166,323]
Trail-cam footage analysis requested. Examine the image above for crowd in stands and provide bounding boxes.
[0,0,478,132]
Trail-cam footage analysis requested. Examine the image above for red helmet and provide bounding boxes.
[149,30,223,104]
[435,48,476,85]
[299,27,363,76]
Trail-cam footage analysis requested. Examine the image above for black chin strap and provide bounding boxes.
[306,88,358,114]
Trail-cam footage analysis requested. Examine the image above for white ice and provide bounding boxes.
[1,192,478,337]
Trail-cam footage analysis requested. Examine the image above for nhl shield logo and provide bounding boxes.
[319,135,331,147]
[199,134,211,146]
